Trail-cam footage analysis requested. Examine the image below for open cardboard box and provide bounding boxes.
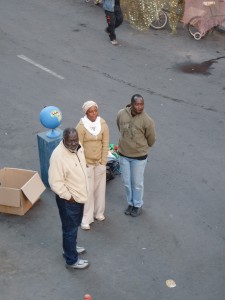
[0,168,46,215]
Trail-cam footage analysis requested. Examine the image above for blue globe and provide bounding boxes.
[40,106,62,130]
[40,106,62,138]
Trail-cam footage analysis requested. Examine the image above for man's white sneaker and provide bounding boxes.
[62,246,86,258]
[76,246,86,254]
[66,259,89,269]
[110,40,119,45]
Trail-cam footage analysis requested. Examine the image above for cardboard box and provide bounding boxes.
[0,168,46,215]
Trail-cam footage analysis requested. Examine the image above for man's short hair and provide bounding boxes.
[131,94,144,104]
[63,128,77,140]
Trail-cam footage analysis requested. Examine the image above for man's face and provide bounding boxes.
[86,106,98,122]
[64,132,79,152]
[131,97,144,115]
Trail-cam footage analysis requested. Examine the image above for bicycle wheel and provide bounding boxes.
[187,17,208,40]
[150,10,168,30]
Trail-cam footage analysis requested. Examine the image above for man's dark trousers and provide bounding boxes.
[56,194,84,265]
[105,4,123,41]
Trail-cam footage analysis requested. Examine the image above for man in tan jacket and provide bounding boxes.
[48,128,89,269]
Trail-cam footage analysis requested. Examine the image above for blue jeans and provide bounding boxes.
[119,156,147,208]
[56,195,84,265]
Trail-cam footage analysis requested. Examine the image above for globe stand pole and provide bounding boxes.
[37,129,63,187]
[46,128,61,139]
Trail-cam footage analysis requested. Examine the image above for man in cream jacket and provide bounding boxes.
[48,128,89,269]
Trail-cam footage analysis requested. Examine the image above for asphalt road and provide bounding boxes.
[0,1,225,299]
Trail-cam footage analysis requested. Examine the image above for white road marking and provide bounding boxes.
[17,55,64,80]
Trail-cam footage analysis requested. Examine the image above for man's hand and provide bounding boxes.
[68,196,75,203]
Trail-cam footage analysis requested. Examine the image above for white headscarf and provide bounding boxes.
[81,101,101,136]
[82,101,98,114]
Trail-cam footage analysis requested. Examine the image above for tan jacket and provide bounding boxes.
[76,117,109,166]
[48,141,89,203]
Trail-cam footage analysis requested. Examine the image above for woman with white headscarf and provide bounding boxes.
[76,101,109,230]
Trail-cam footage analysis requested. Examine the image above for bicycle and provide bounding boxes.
[149,4,168,29]
[186,0,225,40]
[150,0,184,30]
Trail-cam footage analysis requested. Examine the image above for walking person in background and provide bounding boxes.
[48,128,89,269]
[76,101,109,230]
[117,94,156,217]
[103,0,123,45]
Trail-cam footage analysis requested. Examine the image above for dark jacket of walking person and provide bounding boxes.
[103,0,123,45]
[48,128,89,269]
[116,94,156,217]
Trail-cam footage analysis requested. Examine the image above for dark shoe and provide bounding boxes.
[124,205,134,215]
[130,207,142,217]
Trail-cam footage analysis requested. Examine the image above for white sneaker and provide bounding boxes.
[76,246,86,254]
[62,246,86,258]
[81,223,90,230]
[66,259,89,269]
[110,40,119,45]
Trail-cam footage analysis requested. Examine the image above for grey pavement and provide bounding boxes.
[0,0,225,299]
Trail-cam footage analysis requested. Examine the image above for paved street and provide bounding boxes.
[0,0,225,299]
